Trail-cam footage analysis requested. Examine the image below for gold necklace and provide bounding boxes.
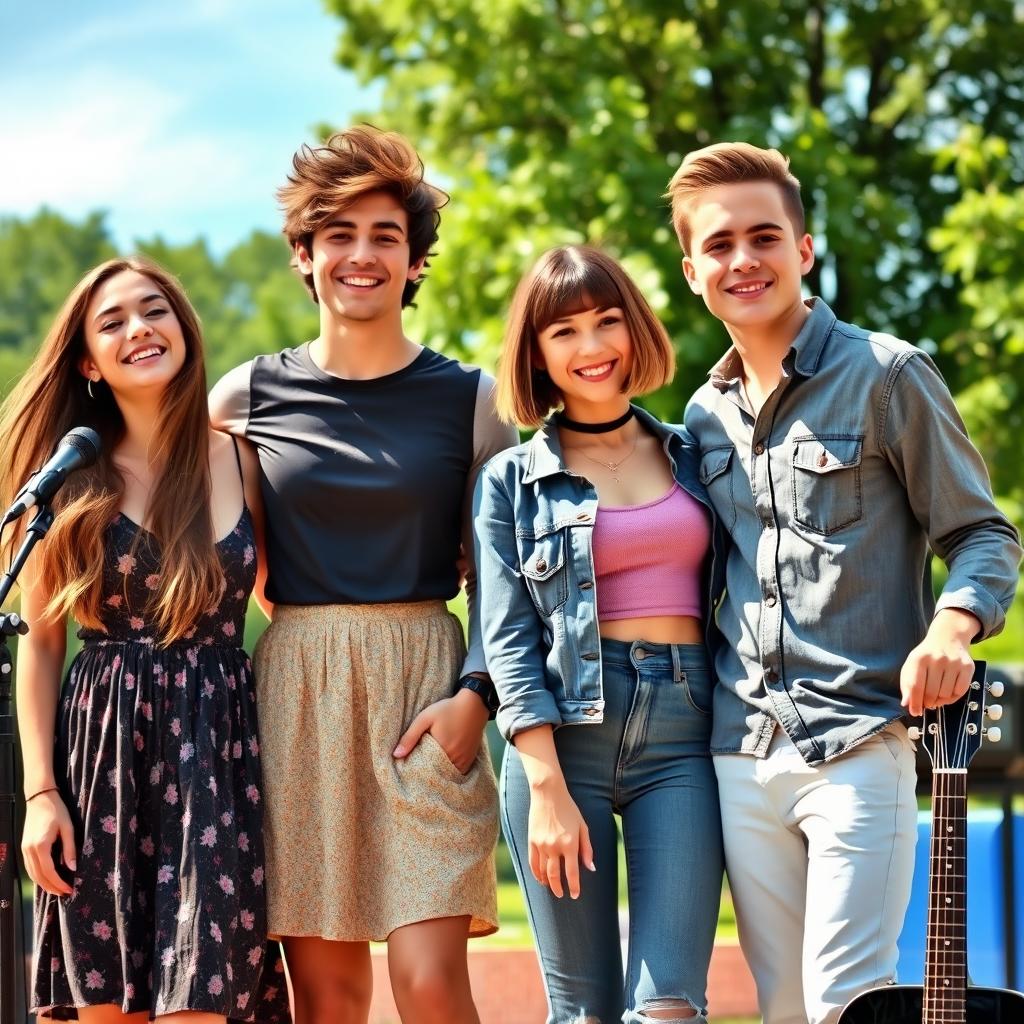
[573,433,640,483]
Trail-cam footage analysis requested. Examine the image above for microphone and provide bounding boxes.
[2,427,101,527]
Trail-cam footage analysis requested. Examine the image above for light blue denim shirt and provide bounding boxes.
[474,406,725,741]
[685,298,1022,765]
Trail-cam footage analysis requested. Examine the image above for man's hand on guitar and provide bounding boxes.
[899,608,980,718]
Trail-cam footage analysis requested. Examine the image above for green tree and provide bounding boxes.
[326,0,1024,416]
[0,209,116,355]
[930,127,1024,504]
[0,212,315,399]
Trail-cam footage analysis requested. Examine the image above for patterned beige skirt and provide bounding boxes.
[252,601,499,941]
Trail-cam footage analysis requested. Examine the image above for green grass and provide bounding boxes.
[477,879,739,950]
[475,881,535,950]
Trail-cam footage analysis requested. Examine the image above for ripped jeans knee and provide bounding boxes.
[627,995,707,1023]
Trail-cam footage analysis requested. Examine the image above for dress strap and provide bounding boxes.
[229,436,249,518]
[230,436,244,488]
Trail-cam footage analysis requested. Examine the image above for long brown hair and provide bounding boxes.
[0,257,223,643]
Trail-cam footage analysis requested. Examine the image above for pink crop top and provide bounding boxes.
[592,483,710,621]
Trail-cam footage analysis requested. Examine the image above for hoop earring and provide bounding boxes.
[87,378,97,399]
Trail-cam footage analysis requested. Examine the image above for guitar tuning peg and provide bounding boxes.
[983,727,1002,743]
[907,726,922,741]
[986,704,1003,722]
[987,680,1005,698]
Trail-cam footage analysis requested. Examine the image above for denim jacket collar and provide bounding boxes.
[709,297,837,393]
[523,404,682,484]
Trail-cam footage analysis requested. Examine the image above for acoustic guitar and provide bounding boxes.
[838,663,1024,1022]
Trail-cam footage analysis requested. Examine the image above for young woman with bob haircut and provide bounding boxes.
[4,257,287,1022]
[211,126,515,1024]
[474,245,725,1023]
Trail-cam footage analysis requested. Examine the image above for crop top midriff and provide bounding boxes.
[592,482,710,621]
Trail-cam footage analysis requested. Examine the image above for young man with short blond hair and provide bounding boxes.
[667,141,1021,1024]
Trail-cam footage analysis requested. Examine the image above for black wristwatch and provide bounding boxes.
[457,674,499,717]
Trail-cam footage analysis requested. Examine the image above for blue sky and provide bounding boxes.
[1,0,375,254]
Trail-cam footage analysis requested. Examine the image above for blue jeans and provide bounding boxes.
[501,639,724,1024]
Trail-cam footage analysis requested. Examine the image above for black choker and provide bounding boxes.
[555,408,635,434]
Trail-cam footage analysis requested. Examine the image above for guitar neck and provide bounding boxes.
[925,769,967,1024]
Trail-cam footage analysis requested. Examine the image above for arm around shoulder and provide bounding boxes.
[235,435,272,621]
[459,370,519,679]
[209,361,254,435]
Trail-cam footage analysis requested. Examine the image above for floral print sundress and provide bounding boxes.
[31,505,290,1022]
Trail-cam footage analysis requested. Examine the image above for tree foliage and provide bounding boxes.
[0,210,116,354]
[0,210,317,395]
[327,0,1024,424]
[2,2,1021,500]
[930,127,1024,501]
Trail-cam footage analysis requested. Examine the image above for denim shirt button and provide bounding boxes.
[583,707,601,716]
[764,595,778,608]
[766,669,780,684]
[581,652,599,661]
[754,442,765,456]
[579,580,594,590]
[576,513,591,522]
[535,559,547,573]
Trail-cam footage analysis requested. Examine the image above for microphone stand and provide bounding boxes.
[0,504,55,1024]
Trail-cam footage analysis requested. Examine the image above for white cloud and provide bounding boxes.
[0,67,254,221]
[0,2,366,251]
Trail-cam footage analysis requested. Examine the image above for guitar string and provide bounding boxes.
[924,703,972,1014]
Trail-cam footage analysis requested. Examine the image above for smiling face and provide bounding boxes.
[682,180,814,341]
[79,270,187,399]
[535,299,634,420]
[295,190,425,325]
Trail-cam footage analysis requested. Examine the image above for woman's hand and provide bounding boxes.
[528,779,595,899]
[393,688,489,773]
[21,791,76,896]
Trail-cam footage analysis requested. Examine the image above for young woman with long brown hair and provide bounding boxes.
[3,257,287,1022]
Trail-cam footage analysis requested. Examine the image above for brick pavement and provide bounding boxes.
[367,942,757,1022]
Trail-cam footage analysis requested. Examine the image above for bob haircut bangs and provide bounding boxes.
[497,246,675,428]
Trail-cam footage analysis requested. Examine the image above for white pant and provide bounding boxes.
[714,725,918,1024]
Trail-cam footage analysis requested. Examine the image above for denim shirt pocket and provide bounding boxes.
[791,434,864,535]
[520,530,570,616]
[700,446,736,531]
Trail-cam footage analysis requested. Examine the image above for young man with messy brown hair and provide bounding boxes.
[211,126,515,1024]
[667,141,1020,1024]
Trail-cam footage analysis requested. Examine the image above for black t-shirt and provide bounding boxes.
[211,343,515,675]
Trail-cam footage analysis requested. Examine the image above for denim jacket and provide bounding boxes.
[685,298,1022,766]
[474,406,725,741]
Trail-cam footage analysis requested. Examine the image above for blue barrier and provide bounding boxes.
[897,809,1024,986]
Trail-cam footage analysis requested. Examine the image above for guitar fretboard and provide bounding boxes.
[924,770,967,1024]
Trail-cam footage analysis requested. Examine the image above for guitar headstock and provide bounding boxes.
[909,660,1003,769]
